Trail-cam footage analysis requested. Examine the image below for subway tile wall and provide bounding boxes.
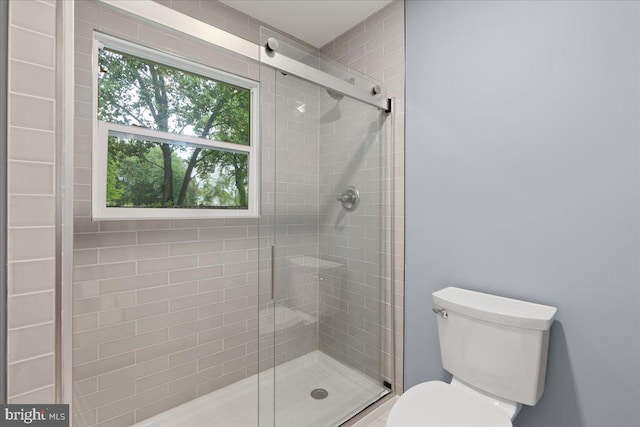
[69,1,403,426]
[2,0,403,418]
[72,2,262,426]
[6,0,57,404]
[320,0,405,394]
[316,93,391,384]
[72,1,320,426]
[266,72,321,367]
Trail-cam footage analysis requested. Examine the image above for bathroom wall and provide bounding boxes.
[72,2,319,426]
[262,66,321,368]
[320,0,405,393]
[316,89,389,382]
[5,0,57,404]
[405,1,640,426]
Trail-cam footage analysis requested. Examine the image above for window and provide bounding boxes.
[92,33,259,219]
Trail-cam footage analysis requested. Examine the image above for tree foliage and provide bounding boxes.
[98,48,250,209]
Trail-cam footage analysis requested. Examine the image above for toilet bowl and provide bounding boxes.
[387,287,556,427]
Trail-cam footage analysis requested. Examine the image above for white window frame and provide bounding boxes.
[91,32,259,220]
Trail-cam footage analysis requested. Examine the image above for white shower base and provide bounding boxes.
[134,350,387,427]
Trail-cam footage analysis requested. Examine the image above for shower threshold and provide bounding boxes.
[133,350,387,427]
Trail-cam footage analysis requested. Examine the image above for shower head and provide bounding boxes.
[326,88,344,100]
[326,77,356,101]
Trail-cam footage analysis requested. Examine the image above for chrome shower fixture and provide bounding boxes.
[336,186,360,211]
[327,77,356,100]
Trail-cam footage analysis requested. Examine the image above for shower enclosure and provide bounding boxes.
[257,32,394,427]
[70,2,393,426]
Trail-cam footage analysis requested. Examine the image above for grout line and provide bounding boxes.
[7,124,55,134]
[7,351,55,366]
[7,384,55,401]
[8,257,55,264]
[7,289,55,299]
[7,90,56,103]
[8,159,55,167]
[8,23,54,40]
[7,57,55,71]
[7,320,55,332]
[8,225,55,231]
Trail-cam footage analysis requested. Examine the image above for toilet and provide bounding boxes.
[388,287,557,427]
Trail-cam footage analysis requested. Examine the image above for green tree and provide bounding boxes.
[98,48,250,208]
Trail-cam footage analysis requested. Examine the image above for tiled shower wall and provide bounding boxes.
[320,0,405,393]
[72,1,320,426]
[270,73,320,365]
[69,0,402,425]
[6,0,57,404]
[316,93,390,383]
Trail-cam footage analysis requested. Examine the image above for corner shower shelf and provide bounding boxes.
[287,255,344,270]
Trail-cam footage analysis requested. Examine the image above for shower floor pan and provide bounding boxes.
[133,350,386,427]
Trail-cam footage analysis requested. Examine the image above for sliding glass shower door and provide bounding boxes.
[259,47,393,427]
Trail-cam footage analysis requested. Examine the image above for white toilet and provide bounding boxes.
[387,287,557,427]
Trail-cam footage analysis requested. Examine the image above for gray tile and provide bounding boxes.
[137,255,198,274]
[136,282,198,304]
[74,323,136,349]
[7,322,55,363]
[9,60,55,99]
[9,385,55,404]
[74,381,135,414]
[8,127,55,163]
[9,26,55,67]
[169,290,223,312]
[7,291,54,329]
[74,292,136,316]
[74,352,136,382]
[135,361,197,393]
[138,229,198,244]
[74,262,137,283]
[99,273,168,295]
[8,161,54,195]
[135,336,197,363]
[97,357,168,391]
[99,329,168,359]
[166,365,222,396]
[8,93,54,130]
[99,244,169,263]
[170,240,223,256]
[74,232,137,250]
[8,354,55,397]
[136,308,198,334]
[99,301,169,327]
[73,345,98,366]
[8,259,55,295]
[169,265,223,284]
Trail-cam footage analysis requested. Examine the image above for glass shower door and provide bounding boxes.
[258,67,392,427]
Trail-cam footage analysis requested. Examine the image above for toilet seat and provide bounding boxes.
[387,381,513,427]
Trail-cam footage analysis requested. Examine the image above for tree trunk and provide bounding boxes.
[233,156,247,207]
[176,110,219,206]
[137,66,174,206]
[160,144,173,205]
[176,147,202,206]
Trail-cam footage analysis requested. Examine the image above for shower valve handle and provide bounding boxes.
[336,186,360,212]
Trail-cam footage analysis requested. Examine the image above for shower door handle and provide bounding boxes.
[271,245,276,301]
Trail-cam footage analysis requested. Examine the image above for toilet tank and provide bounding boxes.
[433,287,557,406]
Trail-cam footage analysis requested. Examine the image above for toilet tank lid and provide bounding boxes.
[433,287,557,331]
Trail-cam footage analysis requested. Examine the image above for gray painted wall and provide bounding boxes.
[405,1,640,426]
